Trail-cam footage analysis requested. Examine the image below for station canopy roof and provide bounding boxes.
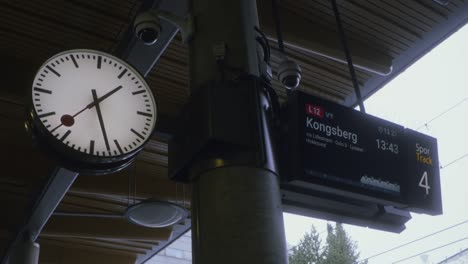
[0,0,467,263]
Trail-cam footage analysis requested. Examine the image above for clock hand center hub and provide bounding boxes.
[60,114,75,127]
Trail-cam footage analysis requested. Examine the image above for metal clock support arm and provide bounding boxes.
[139,9,194,43]
[1,167,79,264]
[118,0,189,77]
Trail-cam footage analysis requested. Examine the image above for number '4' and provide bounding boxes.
[419,171,431,195]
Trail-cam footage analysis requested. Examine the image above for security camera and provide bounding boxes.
[134,11,162,45]
[133,10,194,45]
[278,57,302,90]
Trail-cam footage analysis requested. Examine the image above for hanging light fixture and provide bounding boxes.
[123,163,187,228]
[124,200,187,228]
[54,200,187,228]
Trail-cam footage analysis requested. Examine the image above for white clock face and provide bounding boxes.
[32,49,157,158]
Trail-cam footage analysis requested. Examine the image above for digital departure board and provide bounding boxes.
[283,91,442,215]
[404,129,442,215]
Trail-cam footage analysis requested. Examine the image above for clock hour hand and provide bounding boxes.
[92,89,110,151]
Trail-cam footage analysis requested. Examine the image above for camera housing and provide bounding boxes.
[133,11,162,45]
[278,57,302,90]
[133,10,194,45]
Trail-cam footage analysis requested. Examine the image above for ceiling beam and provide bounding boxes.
[59,238,148,255]
[42,215,172,242]
[40,238,139,261]
[58,194,127,214]
[91,238,155,251]
[257,0,393,76]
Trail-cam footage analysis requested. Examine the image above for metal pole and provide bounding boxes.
[189,0,288,263]
[8,240,40,264]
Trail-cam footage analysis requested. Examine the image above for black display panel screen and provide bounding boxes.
[284,92,441,215]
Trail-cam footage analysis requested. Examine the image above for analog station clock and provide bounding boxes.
[28,49,157,174]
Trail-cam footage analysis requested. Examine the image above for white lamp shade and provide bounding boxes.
[125,200,187,228]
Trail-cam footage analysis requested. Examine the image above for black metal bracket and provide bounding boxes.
[118,0,189,77]
[281,185,411,233]
[169,76,279,182]
[1,167,79,263]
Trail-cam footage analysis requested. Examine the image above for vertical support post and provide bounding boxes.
[9,240,40,264]
[188,1,288,263]
[189,0,260,86]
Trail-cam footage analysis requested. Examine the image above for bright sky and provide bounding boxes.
[284,24,468,264]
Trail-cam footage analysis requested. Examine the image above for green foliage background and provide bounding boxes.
[289,223,367,264]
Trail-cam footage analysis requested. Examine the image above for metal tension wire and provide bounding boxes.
[331,0,366,113]
[271,0,285,53]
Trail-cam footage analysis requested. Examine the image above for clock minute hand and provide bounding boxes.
[87,85,123,109]
[92,89,110,151]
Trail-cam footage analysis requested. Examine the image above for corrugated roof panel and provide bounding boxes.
[1,2,115,42]
[283,0,406,55]
[343,1,423,42]
[0,0,139,63]
[361,0,432,34]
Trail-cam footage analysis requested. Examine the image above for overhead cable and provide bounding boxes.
[440,153,468,170]
[271,0,285,53]
[359,219,468,262]
[392,237,468,264]
[416,97,468,131]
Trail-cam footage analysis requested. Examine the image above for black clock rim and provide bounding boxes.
[31,120,138,175]
[31,111,142,165]
[29,49,159,168]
